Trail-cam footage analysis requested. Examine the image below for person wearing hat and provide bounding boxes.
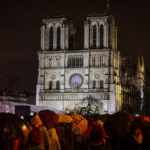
[29,114,50,150]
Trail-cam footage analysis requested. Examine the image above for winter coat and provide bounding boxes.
[55,123,74,150]
[48,128,61,150]
[29,125,50,150]
[13,138,22,150]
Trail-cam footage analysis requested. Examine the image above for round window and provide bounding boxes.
[69,73,84,89]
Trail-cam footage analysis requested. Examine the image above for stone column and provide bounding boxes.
[40,25,45,50]
[47,58,49,68]
[79,56,80,67]
[112,24,115,49]
[45,28,50,50]
[50,58,52,68]
[71,56,72,68]
[111,55,113,67]
[92,56,94,67]
[55,57,57,68]
[96,55,98,67]
[65,55,68,67]
[61,24,65,49]
[110,23,113,48]
[52,57,54,68]
[98,55,100,67]
[61,75,64,91]
[36,85,40,105]
[90,26,93,49]
[67,57,69,68]
[95,56,97,67]
[61,54,64,67]
[84,22,89,49]
[45,58,47,68]
[103,55,104,66]
[65,24,69,49]
[106,23,109,47]
[99,56,101,67]
[97,55,99,67]
[53,28,57,50]
[83,54,88,67]
[96,25,98,48]
[116,27,118,50]
[101,55,103,67]
[97,26,100,48]
[110,67,114,84]
[104,24,107,47]
[90,55,92,67]
[94,56,95,67]
[72,56,73,68]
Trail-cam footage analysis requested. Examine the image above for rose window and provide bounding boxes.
[69,73,84,89]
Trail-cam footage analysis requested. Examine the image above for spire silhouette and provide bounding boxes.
[141,56,145,73]
[107,0,109,11]
[136,55,141,73]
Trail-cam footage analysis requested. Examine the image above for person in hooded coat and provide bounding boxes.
[48,128,61,150]
[29,114,50,150]
[121,123,146,150]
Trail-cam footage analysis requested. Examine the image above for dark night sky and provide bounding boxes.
[0,0,150,91]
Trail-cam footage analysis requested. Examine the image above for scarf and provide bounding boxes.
[31,124,43,146]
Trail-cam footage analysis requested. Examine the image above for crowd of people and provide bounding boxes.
[1,111,150,150]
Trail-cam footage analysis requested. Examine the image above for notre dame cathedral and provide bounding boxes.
[36,2,145,114]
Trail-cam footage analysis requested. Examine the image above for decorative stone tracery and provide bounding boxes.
[90,54,105,67]
[67,55,84,68]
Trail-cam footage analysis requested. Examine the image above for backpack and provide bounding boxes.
[31,125,43,146]
[89,125,103,144]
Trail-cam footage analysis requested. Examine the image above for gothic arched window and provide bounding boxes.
[82,57,83,67]
[49,58,52,67]
[78,57,80,67]
[49,81,53,90]
[57,26,61,50]
[93,25,96,49]
[80,57,82,67]
[93,80,96,89]
[49,27,53,50]
[100,80,103,89]
[70,57,72,67]
[56,81,60,90]
[68,57,71,67]
[100,25,104,49]
[73,57,75,67]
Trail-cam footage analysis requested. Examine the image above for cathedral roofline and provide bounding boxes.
[43,13,73,22]
[87,11,110,17]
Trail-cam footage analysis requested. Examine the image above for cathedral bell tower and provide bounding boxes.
[83,9,117,50]
[40,13,76,51]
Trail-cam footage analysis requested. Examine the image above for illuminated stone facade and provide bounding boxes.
[120,56,145,111]
[36,12,121,114]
